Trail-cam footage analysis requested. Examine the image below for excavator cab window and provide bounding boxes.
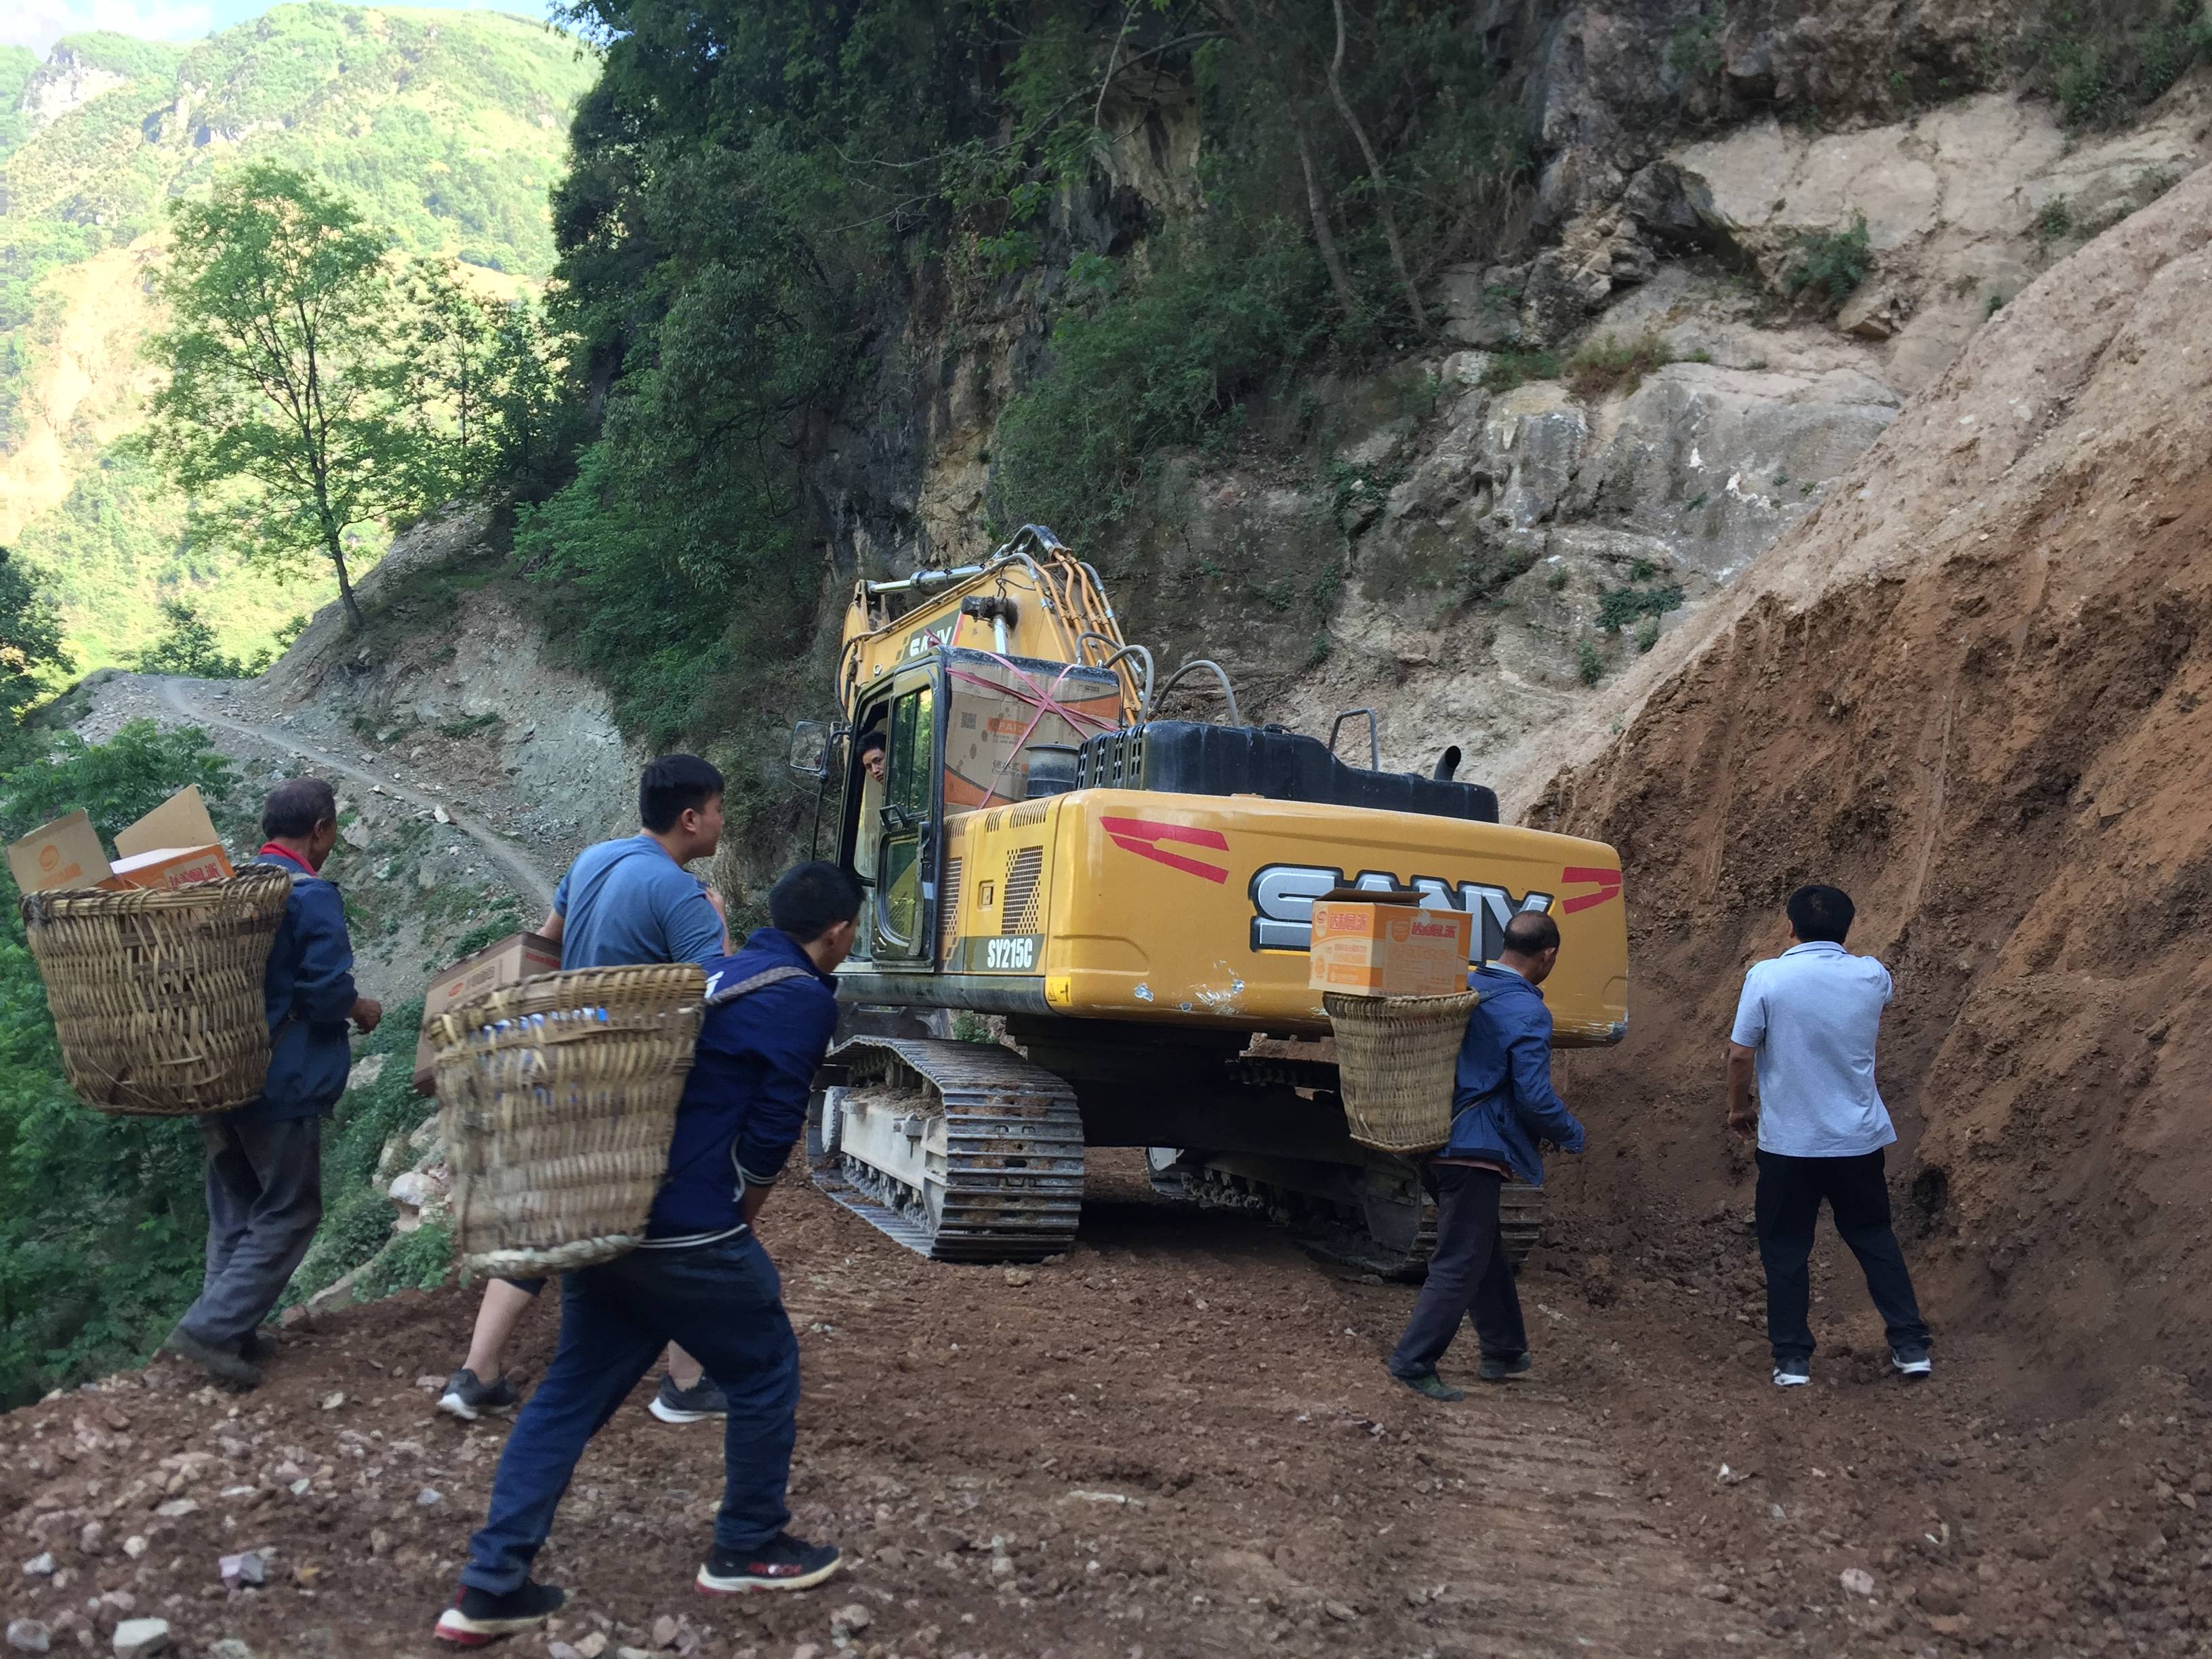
[869,677,937,961]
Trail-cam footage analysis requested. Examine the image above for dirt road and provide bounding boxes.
[9,1151,2200,1657]
[155,674,557,908]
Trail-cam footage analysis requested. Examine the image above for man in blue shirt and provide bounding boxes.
[1387,909,1586,1402]
[1728,884,1931,1387]
[162,778,381,1388]
[441,755,734,1423]
[433,861,861,1647]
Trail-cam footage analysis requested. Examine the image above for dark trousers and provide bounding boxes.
[177,1115,323,1347]
[461,1231,800,1594]
[1388,1164,1529,1377]
[1755,1148,1931,1361]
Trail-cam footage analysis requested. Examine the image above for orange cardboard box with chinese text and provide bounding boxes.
[1307,893,1473,998]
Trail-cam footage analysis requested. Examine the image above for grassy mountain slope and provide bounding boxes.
[0,5,593,672]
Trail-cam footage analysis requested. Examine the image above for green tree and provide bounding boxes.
[133,598,271,679]
[148,165,417,634]
[0,546,71,725]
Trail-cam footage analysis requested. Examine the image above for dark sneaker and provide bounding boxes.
[1391,1369,1466,1403]
[696,1533,844,1595]
[433,1580,565,1645]
[1479,1351,1533,1382]
[163,1326,260,1389]
[649,1373,729,1424]
[438,1369,521,1423]
[1773,1358,1811,1388]
[1891,1346,1933,1380]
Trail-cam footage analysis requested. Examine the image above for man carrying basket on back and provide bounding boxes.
[1387,909,1586,1403]
[432,861,864,1647]
[161,778,381,1389]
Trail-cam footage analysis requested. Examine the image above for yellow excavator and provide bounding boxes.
[790,525,1627,1269]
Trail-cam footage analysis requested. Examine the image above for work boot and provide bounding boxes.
[649,1372,729,1424]
[1478,1351,1532,1382]
[1391,1369,1465,1403]
[239,1330,279,1364]
[163,1326,260,1389]
[438,1368,521,1422]
[695,1533,844,1594]
[433,1580,565,1645]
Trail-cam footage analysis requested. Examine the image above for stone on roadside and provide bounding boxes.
[1002,1269,1033,1287]
[153,1500,197,1519]
[121,1538,146,1561]
[650,1614,678,1648]
[573,1635,608,1659]
[1840,1567,1877,1597]
[831,1602,871,1633]
[547,1644,581,1659]
[219,1552,265,1589]
[110,1620,171,1659]
[208,1643,258,1659]
[21,1555,54,1577]
[7,1618,53,1654]
[415,1488,442,1507]
[320,1393,345,1412]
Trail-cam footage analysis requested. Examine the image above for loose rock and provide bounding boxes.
[1840,1568,1877,1598]
[110,1621,171,1659]
[831,1602,872,1633]
[21,1555,54,1578]
[6,1619,53,1654]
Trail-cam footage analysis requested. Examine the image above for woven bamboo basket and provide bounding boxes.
[432,962,708,1277]
[20,865,293,1118]
[1323,987,1483,1155]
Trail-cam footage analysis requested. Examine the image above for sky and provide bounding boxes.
[4,0,557,55]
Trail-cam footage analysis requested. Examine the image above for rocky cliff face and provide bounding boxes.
[792,5,2208,811]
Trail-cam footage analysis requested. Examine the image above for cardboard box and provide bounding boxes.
[413,930,562,1093]
[1308,892,1473,998]
[6,809,115,897]
[7,787,237,900]
[110,843,235,892]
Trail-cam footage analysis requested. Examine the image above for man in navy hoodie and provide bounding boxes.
[1387,909,1586,1402]
[434,861,862,1648]
[162,777,380,1389]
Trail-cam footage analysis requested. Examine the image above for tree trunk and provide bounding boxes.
[1294,126,1361,320]
[1327,0,1429,335]
[326,527,365,634]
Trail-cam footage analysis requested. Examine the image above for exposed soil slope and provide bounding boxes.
[1526,161,2212,1391]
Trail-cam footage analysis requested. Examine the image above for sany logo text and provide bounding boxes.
[1250,865,1556,962]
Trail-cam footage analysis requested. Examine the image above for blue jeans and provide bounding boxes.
[460,1231,799,1593]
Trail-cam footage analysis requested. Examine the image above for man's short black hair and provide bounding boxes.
[1786,884,1855,944]
[769,861,864,943]
[1502,909,1561,957]
[857,727,887,758]
[639,754,724,833]
[262,777,337,840]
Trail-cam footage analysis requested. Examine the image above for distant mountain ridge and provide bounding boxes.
[0,6,594,672]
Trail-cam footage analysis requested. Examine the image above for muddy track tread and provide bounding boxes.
[813,1036,1084,1263]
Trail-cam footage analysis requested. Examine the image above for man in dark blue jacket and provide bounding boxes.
[434,861,862,1648]
[163,777,380,1389]
[1387,909,1586,1402]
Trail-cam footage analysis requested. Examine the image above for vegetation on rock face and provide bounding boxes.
[2016,0,2212,128]
[1781,214,1872,313]
[0,547,70,719]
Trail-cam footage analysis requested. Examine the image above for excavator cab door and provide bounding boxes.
[849,661,943,966]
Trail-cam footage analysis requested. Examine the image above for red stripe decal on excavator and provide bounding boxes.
[1100,817,1230,884]
[1559,865,1622,915]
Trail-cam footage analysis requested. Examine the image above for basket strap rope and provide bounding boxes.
[701,964,815,1005]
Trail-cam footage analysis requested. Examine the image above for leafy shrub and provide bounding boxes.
[2036,196,2074,242]
[134,599,272,678]
[1544,567,1570,592]
[1635,614,1662,653]
[1575,638,1605,687]
[1667,5,1725,79]
[2018,0,2212,127]
[1565,333,1678,400]
[1481,350,1563,393]
[1597,583,1687,633]
[1782,216,1872,312]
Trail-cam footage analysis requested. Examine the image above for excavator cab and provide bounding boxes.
[842,649,1120,966]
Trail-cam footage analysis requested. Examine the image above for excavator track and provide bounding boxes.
[811,1036,1085,1263]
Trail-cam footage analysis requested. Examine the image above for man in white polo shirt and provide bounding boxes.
[1726,884,1931,1388]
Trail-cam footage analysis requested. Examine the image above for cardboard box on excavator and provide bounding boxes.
[4,787,233,899]
[412,930,563,1094]
[1307,892,1473,999]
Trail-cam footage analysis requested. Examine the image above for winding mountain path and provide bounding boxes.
[155,674,557,909]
